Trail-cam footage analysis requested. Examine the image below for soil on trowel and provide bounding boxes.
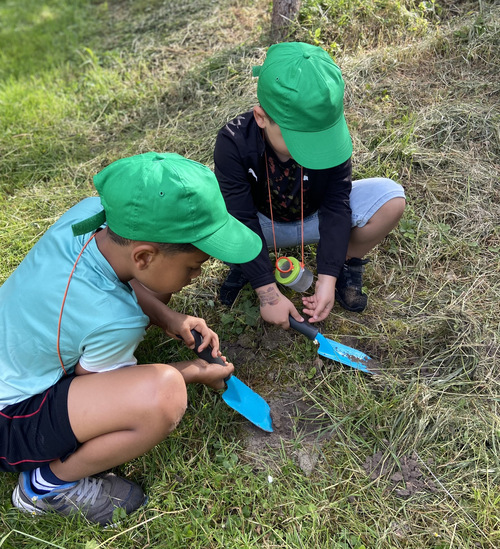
[362,446,438,498]
[241,389,335,475]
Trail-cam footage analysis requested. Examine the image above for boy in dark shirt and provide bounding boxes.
[214,42,406,328]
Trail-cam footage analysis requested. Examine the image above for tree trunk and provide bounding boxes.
[271,0,301,40]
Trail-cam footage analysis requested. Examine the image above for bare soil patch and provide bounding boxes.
[362,447,438,498]
[241,389,335,476]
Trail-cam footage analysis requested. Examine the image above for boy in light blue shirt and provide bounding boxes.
[0,152,262,526]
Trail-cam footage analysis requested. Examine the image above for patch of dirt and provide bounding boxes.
[222,326,294,366]
[362,447,438,498]
[222,341,256,366]
[260,325,295,351]
[241,390,334,475]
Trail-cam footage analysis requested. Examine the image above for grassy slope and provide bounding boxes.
[0,0,499,547]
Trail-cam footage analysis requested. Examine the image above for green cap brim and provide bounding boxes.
[192,214,262,264]
[281,114,353,170]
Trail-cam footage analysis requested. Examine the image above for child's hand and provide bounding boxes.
[194,357,234,390]
[302,274,336,322]
[178,321,220,358]
[161,309,221,358]
[173,358,234,390]
[257,283,303,328]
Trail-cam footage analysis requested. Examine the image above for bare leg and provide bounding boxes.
[49,364,187,482]
[347,197,405,259]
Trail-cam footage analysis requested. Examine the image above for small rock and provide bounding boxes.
[407,459,418,470]
[270,409,282,430]
[296,445,319,476]
[390,472,404,482]
[313,356,324,369]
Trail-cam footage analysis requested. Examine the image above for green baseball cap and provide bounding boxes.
[72,152,262,264]
[253,42,353,170]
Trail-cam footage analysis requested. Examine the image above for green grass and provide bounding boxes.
[1,0,499,547]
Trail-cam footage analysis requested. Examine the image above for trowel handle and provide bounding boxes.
[190,330,231,382]
[288,315,319,341]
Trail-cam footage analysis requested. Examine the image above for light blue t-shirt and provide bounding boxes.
[0,198,149,409]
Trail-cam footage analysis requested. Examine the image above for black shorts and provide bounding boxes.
[0,375,80,473]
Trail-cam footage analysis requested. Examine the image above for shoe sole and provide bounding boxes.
[104,495,149,530]
[12,485,149,527]
[12,485,46,515]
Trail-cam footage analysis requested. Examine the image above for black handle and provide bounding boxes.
[288,315,319,341]
[190,330,231,382]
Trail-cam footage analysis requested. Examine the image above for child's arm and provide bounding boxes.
[129,279,221,357]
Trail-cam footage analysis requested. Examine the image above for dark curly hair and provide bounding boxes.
[107,228,197,255]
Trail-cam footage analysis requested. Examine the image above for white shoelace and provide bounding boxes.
[54,476,104,507]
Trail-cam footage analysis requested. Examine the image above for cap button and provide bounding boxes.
[303,53,311,59]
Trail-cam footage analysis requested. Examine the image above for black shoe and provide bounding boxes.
[335,258,369,312]
[219,267,248,306]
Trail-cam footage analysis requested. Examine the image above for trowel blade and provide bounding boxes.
[222,376,273,432]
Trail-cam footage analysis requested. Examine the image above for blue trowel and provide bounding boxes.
[191,330,273,432]
[289,316,379,375]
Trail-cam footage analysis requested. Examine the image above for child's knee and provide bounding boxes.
[375,195,406,220]
[389,196,406,219]
[147,366,187,432]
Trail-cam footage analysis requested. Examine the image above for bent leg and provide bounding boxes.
[348,196,406,259]
[50,364,187,482]
[257,180,405,260]
[348,178,406,259]
[336,179,405,312]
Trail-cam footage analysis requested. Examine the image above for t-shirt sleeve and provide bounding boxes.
[78,320,146,372]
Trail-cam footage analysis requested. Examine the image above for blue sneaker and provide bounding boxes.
[12,470,146,526]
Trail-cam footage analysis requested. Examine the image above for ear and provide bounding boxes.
[253,105,268,129]
[132,244,159,270]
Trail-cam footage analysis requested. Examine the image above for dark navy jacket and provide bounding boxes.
[214,110,352,290]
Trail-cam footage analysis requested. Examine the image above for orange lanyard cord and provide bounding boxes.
[300,166,304,268]
[57,232,96,375]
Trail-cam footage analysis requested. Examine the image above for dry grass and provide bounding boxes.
[1,0,499,547]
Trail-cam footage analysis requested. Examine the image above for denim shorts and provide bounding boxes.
[0,375,80,472]
[257,177,406,248]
